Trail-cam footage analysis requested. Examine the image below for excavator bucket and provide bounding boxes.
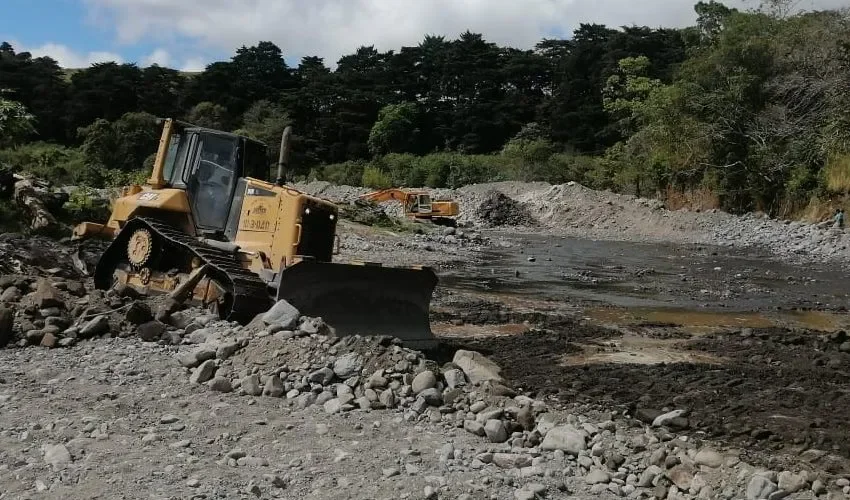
[275,261,439,350]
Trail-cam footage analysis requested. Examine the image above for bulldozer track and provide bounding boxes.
[94,217,271,324]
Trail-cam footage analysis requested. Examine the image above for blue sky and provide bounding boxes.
[2,0,846,70]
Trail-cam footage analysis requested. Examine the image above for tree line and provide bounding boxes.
[1,0,849,216]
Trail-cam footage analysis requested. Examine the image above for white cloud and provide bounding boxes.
[142,48,171,67]
[82,0,850,67]
[16,41,123,68]
[180,57,207,72]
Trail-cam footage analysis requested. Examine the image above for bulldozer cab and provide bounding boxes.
[158,122,269,235]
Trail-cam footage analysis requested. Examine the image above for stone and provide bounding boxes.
[540,425,586,456]
[137,321,166,342]
[586,469,611,485]
[263,375,284,397]
[379,389,396,408]
[216,341,241,360]
[125,301,153,325]
[484,419,508,443]
[35,279,63,309]
[694,448,723,468]
[39,332,57,348]
[638,466,662,487]
[777,471,806,494]
[296,392,317,409]
[178,346,216,368]
[444,368,466,388]
[309,367,336,385]
[464,420,486,437]
[0,286,21,303]
[208,377,233,393]
[667,464,695,490]
[747,475,778,500]
[0,307,12,348]
[262,300,300,329]
[333,353,363,379]
[42,443,72,471]
[241,375,262,396]
[517,406,535,431]
[452,349,504,384]
[324,398,343,414]
[190,360,217,384]
[412,370,437,393]
[811,479,826,495]
[652,409,687,427]
[80,315,110,338]
[160,414,180,424]
[367,371,387,388]
[419,388,443,406]
[493,453,532,469]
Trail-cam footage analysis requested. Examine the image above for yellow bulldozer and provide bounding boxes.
[359,188,459,227]
[72,118,438,348]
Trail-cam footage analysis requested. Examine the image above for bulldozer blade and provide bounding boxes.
[275,261,438,350]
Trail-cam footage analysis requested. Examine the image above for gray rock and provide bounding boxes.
[379,389,396,408]
[178,346,216,368]
[263,375,284,397]
[208,377,233,393]
[262,300,300,329]
[295,392,317,409]
[694,448,724,468]
[216,341,241,360]
[540,425,586,456]
[367,371,387,388]
[443,368,466,389]
[333,352,363,379]
[747,475,779,500]
[493,453,532,469]
[35,279,63,309]
[125,301,153,324]
[80,315,110,338]
[464,420,486,437]
[0,286,21,303]
[167,311,195,330]
[638,465,662,487]
[190,360,217,384]
[419,388,443,406]
[452,349,504,384]
[586,469,611,485]
[241,375,262,396]
[812,479,826,495]
[469,401,487,413]
[42,443,72,471]
[137,321,166,342]
[777,471,806,494]
[412,370,437,393]
[652,409,687,428]
[309,367,336,385]
[484,419,508,443]
[324,398,342,414]
[316,391,334,405]
[667,464,694,490]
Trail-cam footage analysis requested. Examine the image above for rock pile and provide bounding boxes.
[475,190,538,227]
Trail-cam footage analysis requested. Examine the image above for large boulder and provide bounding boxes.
[262,300,300,330]
[540,425,586,456]
[452,350,503,385]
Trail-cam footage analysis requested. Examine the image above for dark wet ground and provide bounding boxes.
[440,232,850,321]
[436,232,850,466]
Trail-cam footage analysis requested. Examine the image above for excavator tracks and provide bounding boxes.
[94,217,271,324]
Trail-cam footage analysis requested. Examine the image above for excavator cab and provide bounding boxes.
[407,193,432,214]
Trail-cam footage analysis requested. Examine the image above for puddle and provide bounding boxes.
[562,335,724,366]
[433,322,531,338]
[584,306,850,332]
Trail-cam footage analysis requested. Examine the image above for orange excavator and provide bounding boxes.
[359,188,459,227]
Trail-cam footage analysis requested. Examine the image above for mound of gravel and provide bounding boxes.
[475,190,538,227]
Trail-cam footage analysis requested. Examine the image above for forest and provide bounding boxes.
[1,0,849,216]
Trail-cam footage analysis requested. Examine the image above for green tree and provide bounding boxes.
[368,102,421,156]
[79,112,158,180]
[186,101,232,130]
[0,94,36,147]
[235,100,291,162]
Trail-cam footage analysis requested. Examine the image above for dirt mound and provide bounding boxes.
[475,190,538,227]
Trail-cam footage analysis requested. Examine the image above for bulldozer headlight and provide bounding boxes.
[329,214,335,220]
[305,208,311,215]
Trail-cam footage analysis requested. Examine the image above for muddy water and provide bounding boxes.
[441,232,850,330]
